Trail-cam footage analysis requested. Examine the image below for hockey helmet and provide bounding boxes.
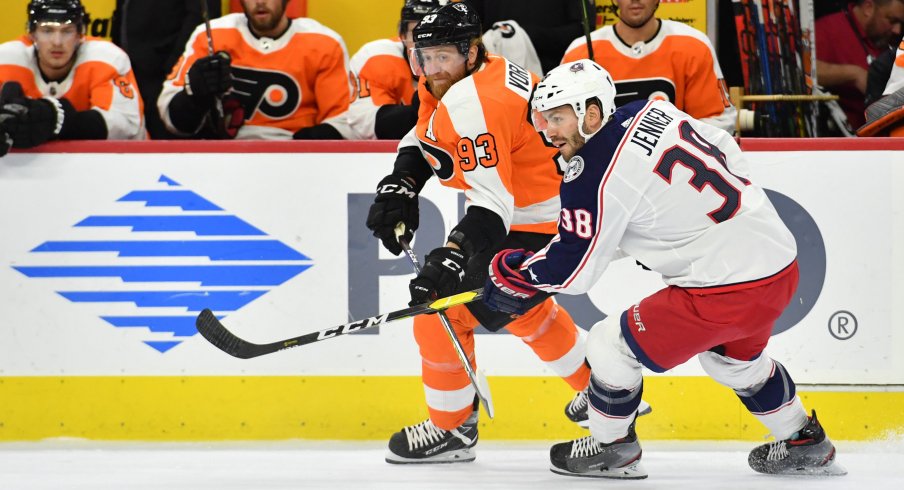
[27,0,86,33]
[412,1,481,54]
[531,59,617,140]
[401,0,450,23]
[409,1,483,76]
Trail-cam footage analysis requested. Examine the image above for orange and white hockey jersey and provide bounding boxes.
[330,37,416,139]
[0,37,145,140]
[409,54,562,234]
[159,13,351,139]
[883,40,904,95]
[562,20,737,134]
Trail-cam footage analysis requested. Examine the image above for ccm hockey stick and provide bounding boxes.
[196,289,482,359]
[396,224,495,419]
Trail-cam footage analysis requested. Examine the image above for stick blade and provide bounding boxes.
[195,309,256,359]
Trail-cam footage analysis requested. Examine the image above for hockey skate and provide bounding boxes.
[748,410,847,476]
[565,388,652,429]
[549,421,647,479]
[385,411,478,464]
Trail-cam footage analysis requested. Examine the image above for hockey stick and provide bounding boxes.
[195,288,483,359]
[395,224,495,419]
[198,0,228,134]
[580,0,595,61]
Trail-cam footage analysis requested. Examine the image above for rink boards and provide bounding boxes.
[0,139,902,442]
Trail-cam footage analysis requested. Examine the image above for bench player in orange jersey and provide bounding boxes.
[306,0,448,140]
[158,0,351,140]
[365,1,649,465]
[561,0,737,134]
[0,0,145,157]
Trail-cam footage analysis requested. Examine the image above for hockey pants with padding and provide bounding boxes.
[414,297,590,430]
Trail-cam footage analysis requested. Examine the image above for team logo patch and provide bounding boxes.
[563,156,584,183]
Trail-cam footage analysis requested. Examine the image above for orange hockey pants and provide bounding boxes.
[413,297,590,430]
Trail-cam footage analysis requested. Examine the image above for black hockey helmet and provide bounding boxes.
[412,1,482,56]
[27,0,86,33]
[401,0,449,23]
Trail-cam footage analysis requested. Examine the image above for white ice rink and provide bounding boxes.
[1,439,902,490]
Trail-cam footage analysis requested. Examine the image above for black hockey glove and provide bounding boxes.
[293,123,343,139]
[186,51,233,101]
[409,247,469,306]
[365,174,419,256]
[0,96,64,148]
[0,122,12,157]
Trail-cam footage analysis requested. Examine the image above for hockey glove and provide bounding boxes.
[365,174,419,256]
[0,96,64,148]
[293,123,343,139]
[0,122,12,156]
[483,248,539,315]
[186,51,233,101]
[409,247,468,306]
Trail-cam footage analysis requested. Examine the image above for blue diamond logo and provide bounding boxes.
[13,175,313,353]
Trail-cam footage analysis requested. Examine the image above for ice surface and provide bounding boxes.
[1,439,902,489]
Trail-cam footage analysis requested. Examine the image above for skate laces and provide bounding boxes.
[569,435,603,458]
[403,419,447,451]
[765,441,790,461]
[567,389,588,414]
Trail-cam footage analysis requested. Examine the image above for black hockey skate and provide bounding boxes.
[565,388,652,429]
[549,421,647,479]
[748,410,847,476]
[385,411,478,464]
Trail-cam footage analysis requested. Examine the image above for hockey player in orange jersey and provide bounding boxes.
[0,0,145,157]
[365,1,651,465]
[309,0,446,140]
[158,0,351,139]
[561,0,737,134]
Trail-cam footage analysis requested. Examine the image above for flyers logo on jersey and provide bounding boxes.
[231,66,301,120]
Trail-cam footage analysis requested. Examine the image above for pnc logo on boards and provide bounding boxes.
[12,175,313,353]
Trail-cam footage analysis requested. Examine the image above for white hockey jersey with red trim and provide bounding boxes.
[159,13,351,139]
[561,20,737,134]
[523,100,796,295]
[0,37,145,140]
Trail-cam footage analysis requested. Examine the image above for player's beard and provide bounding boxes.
[555,132,587,161]
[244,3,286,35]
[426,70,465,100]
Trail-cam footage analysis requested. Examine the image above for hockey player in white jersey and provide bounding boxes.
[481,59,846,479]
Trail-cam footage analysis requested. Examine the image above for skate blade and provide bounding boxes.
[764,461,848,477]
[550,461,648,480]
[385,447,476,465]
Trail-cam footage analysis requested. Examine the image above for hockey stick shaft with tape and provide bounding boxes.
[195,289,482,359]
[395,224,495,419]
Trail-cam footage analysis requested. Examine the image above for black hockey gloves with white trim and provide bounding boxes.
[409,247,468,306]
[483,248,539,315]
[0,95,64,149]
[186,51,233,101]
[366,174,419,256]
